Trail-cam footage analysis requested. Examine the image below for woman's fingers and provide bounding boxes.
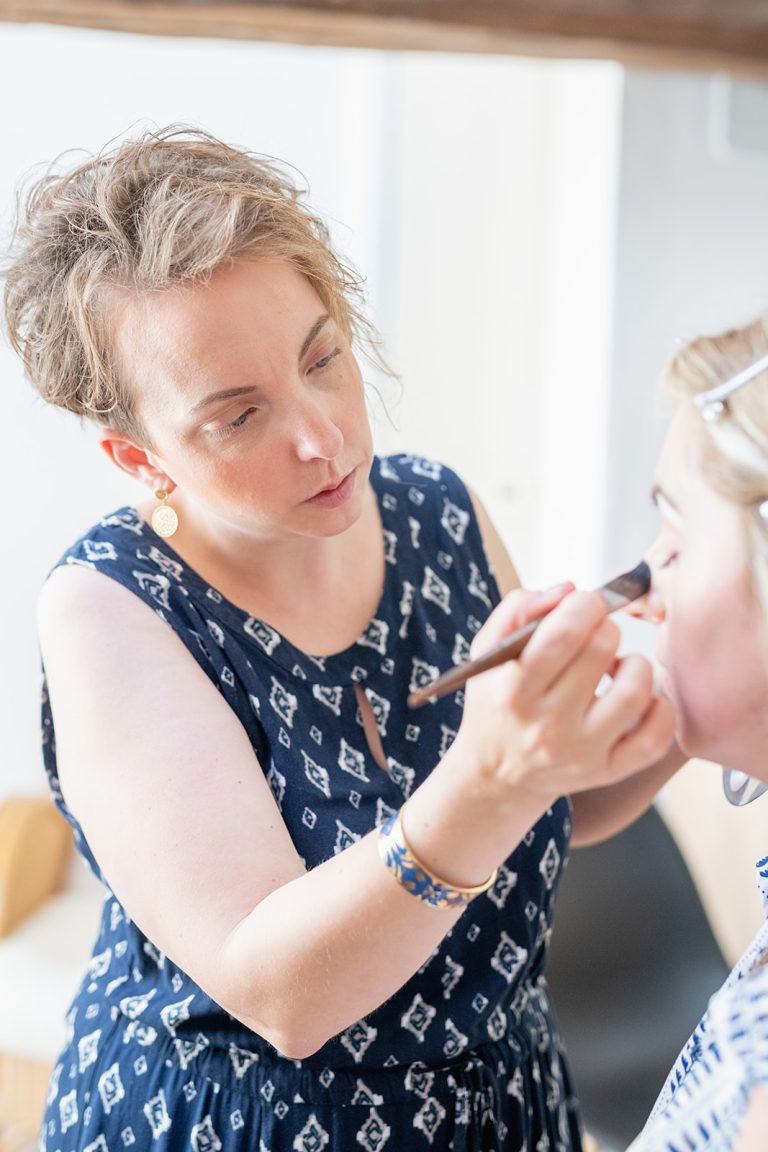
[469,583,575,658]
[606,693,677,781]
[513,590,612,700]
[583,654,676,779]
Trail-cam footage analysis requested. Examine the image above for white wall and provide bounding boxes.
[605,67,768,579]
[0,23,620,796]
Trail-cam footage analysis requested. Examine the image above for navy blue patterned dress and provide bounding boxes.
[39,455,582,1152]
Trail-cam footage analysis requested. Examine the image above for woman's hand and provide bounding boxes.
[451,584,676,809]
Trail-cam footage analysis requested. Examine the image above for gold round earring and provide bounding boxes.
[150,489,179,539]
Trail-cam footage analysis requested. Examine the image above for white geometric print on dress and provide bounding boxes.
[97,1062,126,1114]
[143,1090,172,1138]
[302,751,331,797]
[408,657,440,696]
[385,758,415,800]
[83,539,118,563]
[352,1080,384,1106]
[421,567,451,615]
[409,517,421,550]
[363,688,390,736]
[243,617,282,655]
[413,1096,447,1145]
[491,933,529,986]
[486,1006,507,1042]
[312,684,343,716]
[486,865,519,910]
[404,1063,435,1100]
[191,1115,223,1152]
[78,1028,101,1071]
[293,1114,330,1152]
[442,1019,468,1058]
[441,957,464,999]
[133,571,171,611]
[468,562,492,608]
[142,547,184,582]
[401,994,437,1043]
[334,819,361,855]
[123,1020,157,1046]
[538,839,561,891]
[267,760,286,807]
[340,1021,378,1064]
[440,499,469,546]
[358,618,390,655]
[88,949,112,979]
[175,1032,209,1069]
[269,677,298,728]
[356,1108,391,1150]
[117,990,156,1018]
[412,458,442,481]
[382,529,397,565]
[451,633,470,666]
[398,581,415,640]
[228,1043,259,1080]
[438,725,457,759]
[60,1089,79,1133]
[160,994,194,1035]
[83,1137,109,1152]
[206,619,226,647]
[338,738,370,782]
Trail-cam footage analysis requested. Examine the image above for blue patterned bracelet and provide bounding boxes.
[377,805,497,910]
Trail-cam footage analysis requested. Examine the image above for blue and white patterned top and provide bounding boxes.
[39,454,582,1152]
[629,854,768,1151]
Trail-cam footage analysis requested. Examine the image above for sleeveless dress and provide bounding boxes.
[39,454,582,1152]
[628,854,768,1151]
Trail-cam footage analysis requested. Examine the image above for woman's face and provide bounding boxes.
[112,260,374,543]
[647,402,768,777]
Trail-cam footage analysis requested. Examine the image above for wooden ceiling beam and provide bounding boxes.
[2,1,768,75]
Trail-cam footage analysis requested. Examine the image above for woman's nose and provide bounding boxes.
[292,398,344,462]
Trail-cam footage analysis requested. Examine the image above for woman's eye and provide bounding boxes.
[309,347,341,372]
[230,408,256,429]
[208,406,258,440]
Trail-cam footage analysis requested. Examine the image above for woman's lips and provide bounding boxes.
[306,469,356,509]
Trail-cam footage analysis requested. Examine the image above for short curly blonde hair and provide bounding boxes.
[3,125,383,446]
[664,314,768,617]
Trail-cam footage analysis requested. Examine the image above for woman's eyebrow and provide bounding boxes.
[190,385,259,414]
[190,314,331,413]
[299,314,330,361]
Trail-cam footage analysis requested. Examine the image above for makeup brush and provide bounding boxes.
[407,560,651,709]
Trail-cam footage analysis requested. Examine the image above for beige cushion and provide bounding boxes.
[0,849,104,1064]
[0,796,72,938]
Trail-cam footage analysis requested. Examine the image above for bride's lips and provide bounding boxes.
[306,469,356,509]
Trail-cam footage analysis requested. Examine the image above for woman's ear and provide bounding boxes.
[98,430,176,494]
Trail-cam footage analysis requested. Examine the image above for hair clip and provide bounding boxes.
[694,351,768,422]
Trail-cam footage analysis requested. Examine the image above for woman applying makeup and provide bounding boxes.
[3,126,677,1151]
[628,325,768,1150]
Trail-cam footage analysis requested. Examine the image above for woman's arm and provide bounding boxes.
[733,1088,768,1152]
[39,548,671,1059]
[470,487,683,847]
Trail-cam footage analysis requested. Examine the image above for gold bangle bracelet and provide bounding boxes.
[378,803,497,910]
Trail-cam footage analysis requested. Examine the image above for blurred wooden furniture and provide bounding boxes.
[2,1,768,75]
[0,796,102,1152]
